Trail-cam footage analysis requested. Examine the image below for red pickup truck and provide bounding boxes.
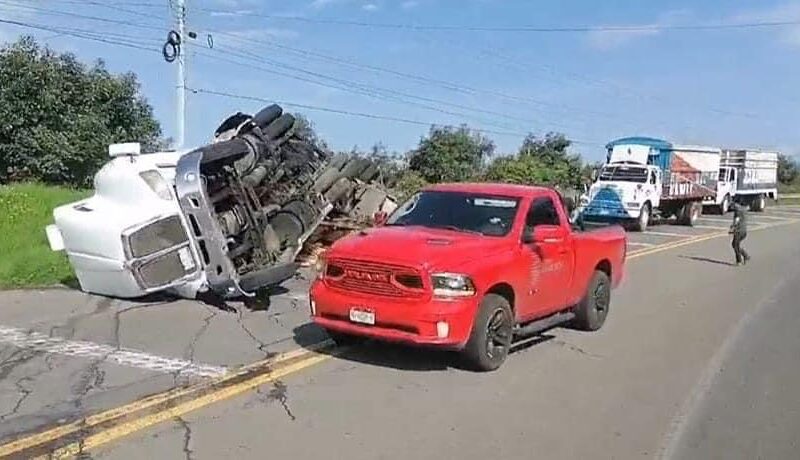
[310,183,627,371]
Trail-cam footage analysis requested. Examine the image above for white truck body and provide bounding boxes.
[583,137,720,231]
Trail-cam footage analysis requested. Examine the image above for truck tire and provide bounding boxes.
[632,203,650,232]
[750,194,766,212]
[462,294,514,372]
[572,270,611,331]
[678,202,701,226]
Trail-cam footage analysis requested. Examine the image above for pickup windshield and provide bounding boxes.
[598,165,648,183]
[386,191,520,237]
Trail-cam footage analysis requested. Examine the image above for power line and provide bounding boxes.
[0,0,165,32]
[189,86,607,145]
[0,18,162,51]
[190,46,538,134]
[194,9,800,33]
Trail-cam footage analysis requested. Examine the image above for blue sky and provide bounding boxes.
[1,0,799,162]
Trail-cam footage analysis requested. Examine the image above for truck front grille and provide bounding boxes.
[325,259,425,298]
[127,216,188,258]
[137,250,193,289]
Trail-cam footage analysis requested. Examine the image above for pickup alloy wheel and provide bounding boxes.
[463,294,513,372]
[572,270,611,331]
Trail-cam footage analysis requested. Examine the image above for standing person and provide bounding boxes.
[729,202,751,266]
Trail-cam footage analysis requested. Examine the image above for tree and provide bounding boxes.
[484,132,585,188]
[0,36,164,187]
[292,113,328,152]
[408,125,494,183]
[778,154,798,185]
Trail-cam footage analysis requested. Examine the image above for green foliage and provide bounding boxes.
[0,36,164,187]
[0,183,89,288]
[408,125,494,183]
[484,133,585,188]
[292,113,328,151]
[778,154,798,185]
[393,170,429,202]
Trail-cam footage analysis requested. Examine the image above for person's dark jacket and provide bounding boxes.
[730,203,748,234]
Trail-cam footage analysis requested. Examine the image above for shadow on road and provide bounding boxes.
[679,255,736,267]
[291,323,556,372]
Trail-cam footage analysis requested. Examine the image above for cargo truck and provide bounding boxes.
[582,137,720,232]
[702,149,778,214]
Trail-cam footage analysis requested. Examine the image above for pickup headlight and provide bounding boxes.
[431,273,476,297]
[139,170,173,201]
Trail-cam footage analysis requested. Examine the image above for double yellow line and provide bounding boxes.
[3,217,798,459]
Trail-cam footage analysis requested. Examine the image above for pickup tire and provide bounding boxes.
[462,294,514,372]
[572,270,611,331]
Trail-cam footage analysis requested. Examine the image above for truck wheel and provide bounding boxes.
[750,194,766,212]
[678,202,701,226]
[632,203,650,232]
[462,294,513,372]
[325,329,366,346]
[572,270,611,331]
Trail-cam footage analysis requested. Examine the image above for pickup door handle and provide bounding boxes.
[543,238,563,244]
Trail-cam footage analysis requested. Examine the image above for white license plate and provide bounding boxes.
[349,308,375,325]
[177,247,195,270]
[599,208,610,215]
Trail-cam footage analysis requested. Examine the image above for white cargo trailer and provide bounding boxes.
[714,149,779,213]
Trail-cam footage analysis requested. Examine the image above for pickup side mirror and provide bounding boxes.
[523,225,565,245]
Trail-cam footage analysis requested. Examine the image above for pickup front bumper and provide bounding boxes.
[309,280,479,349]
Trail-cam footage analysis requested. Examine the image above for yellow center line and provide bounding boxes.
[0,340,333,458]
[4,218,800,458]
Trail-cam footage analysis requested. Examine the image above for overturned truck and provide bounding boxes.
[45,105,397,300]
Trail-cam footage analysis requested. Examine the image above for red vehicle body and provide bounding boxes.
[310,183,627,370]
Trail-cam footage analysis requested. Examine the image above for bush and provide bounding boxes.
[0,36,164,187]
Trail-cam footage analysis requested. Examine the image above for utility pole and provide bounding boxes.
[176,0,187,149]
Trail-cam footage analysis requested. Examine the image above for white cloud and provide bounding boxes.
[586,9,693,51]
[362,3,379,12]
[401,1,418,9]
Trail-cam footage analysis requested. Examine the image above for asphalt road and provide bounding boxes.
[1,206,799,459]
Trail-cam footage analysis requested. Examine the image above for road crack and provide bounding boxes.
[175,416,195,460]
[235,309,276,359]
[551,339,603,359]
[251,381,296,421]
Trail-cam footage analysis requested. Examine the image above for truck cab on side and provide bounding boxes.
[310,183,626,371]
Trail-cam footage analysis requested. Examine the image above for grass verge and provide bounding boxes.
[0,183,89,289]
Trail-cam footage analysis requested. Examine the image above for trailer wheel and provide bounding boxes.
[632,203,650,232]
[750,194,766,212]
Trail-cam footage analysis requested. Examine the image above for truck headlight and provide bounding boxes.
[431,273,476,297]
[139,170,173,201]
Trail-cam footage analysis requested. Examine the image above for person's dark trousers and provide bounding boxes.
[732,231,749,265]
